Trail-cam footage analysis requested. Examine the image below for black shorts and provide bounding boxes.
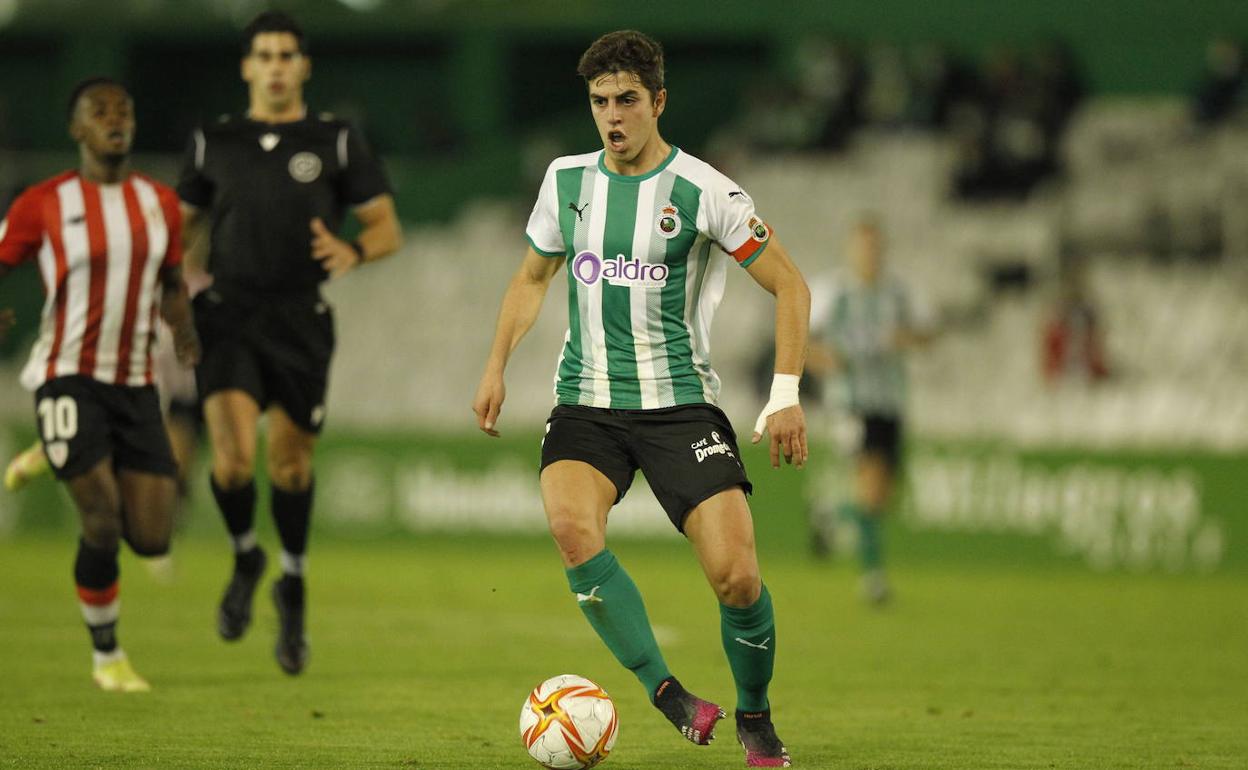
[33,376,177,481]
[860,413,903,470]
[540,403,753,532]
[193,287,335,434]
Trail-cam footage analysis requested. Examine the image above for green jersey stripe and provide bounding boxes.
[663,174,708,404]
[602,178,642,407]
[642,171,679,407]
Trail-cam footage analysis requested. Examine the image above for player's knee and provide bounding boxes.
[268,459,312,492]
[213,454,255,489]
[710,563,762,607]
[79,512,123,551]
[546,510,602,560]
[126,532,171,557]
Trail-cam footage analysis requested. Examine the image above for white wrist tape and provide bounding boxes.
[753,373,800,436]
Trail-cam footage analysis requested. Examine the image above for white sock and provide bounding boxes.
[280,550,305,577]
[93,648,126,667]
[232,530,257,554]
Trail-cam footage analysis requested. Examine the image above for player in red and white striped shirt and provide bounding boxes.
[0,77,200,692]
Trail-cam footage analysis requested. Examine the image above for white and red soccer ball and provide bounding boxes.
[519,674,619,769]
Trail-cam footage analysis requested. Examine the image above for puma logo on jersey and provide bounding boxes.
[568,201,589,221]
[66,215,85,226]
[576,586,603,604]
[734,636,770,650]
[728,190,745,198]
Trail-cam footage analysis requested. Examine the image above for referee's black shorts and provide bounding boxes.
[193,286,334,434]
[540,403,753,532]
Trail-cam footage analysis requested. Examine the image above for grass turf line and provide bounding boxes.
[0,536,1245,769]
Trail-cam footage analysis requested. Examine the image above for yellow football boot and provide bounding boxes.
[4,443,50,492]
[92,653,152,693]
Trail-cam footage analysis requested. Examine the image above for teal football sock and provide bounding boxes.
[720,584,775,712]
[566,549,672,697]
[842,502,884,571]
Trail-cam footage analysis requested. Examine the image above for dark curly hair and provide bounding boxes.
[577,30,665,99]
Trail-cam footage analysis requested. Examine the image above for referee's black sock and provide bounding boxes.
[272,480,313,578]
[210,475,257,555]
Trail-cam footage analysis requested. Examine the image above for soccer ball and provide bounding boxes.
[519,674,619,769]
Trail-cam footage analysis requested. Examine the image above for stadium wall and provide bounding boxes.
[1,424,1241,574]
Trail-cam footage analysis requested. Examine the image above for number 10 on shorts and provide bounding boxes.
[37,396,79,441]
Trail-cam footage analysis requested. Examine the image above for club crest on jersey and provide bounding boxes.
[572,250,669,288]
[288,152,322,183]
[655,203,682,239]
[259,132,280,151]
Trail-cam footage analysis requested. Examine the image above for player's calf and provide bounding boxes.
[652,676,726,746]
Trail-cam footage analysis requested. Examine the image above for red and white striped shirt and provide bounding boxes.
[0,171,182,391]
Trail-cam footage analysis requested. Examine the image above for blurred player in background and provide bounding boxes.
[474,30,807,767]
[806,215,935,604]
[0,78,199,690]
[177,11,401,675]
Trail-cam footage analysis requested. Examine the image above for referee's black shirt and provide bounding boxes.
[177,112,391,297]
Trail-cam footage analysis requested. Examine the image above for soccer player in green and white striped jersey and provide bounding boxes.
[807,216,935,605]
[473,30,808,768]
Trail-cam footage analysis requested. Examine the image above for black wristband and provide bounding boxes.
[350,241,366,265]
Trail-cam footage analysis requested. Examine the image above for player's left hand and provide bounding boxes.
[310,217,360,279]
[0,308,14,341]
[172,323,201,367]
[752,404,808,470]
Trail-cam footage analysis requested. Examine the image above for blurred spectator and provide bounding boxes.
[1041,256,1110,384]
[907,44,978,129]
[806,41,866,151]
[954,43,1084,200]
[1192,38,1247,125]
[861,44,912,128]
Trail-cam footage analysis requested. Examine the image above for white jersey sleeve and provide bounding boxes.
[701,175,772,268]
[525,162,564,257]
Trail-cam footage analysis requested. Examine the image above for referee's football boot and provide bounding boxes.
[653,676,726,745]
[736,709,792,767]
[272,574,309,675]
[217,546,266,640]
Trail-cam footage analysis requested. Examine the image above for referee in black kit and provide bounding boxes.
[177,10,402,675]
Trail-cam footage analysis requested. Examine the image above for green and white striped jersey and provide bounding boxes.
[810,271,932,417]
[526,146,772,410]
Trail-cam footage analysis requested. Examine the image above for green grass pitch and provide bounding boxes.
[0,535,1245,769]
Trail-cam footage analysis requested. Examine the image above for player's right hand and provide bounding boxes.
[0,308,14,341]
[472,373,506,438]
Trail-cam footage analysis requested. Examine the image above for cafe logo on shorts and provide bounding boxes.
[572,250,669,288]
[655,203,682,239]
[289,152,322,183]
[46,441,68,469]
[690,430,736,464]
